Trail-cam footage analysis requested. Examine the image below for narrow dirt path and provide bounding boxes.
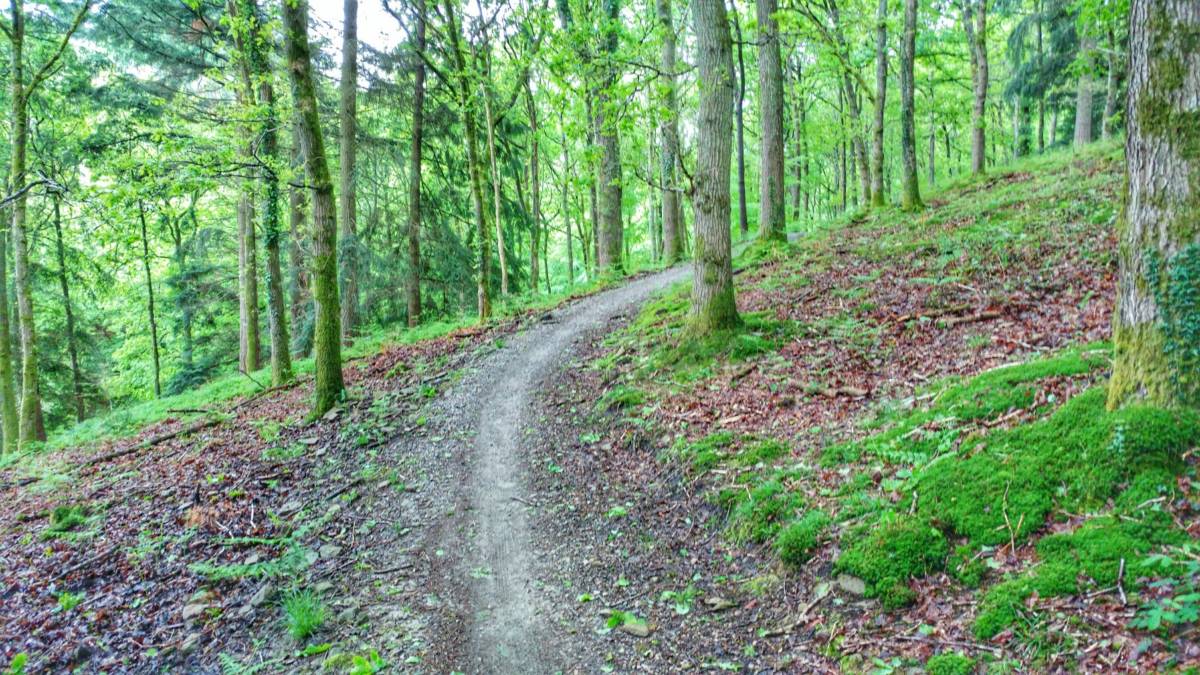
[416,266,689,673]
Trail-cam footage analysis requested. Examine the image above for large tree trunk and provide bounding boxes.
[1108,0,1200,410]
[596,0,624,272]
[658,0,684,264]
[1074,35,1095,148]
[899,0,921,209]
[288,125,311,355]
[962,0,988,175]
[52,196,84,422]
[339,0,359,339]
[756,0,786,240]
[869,0,888,207]
[732,12,749,238]
[406,0,426,326]
[137,201,162,398]
[688,0,740,334]
[282,0,344,417]
[445,0,490,320]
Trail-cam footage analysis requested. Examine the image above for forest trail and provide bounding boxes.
[422,265,689,673]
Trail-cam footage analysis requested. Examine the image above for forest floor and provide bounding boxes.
[2,143,1198,674]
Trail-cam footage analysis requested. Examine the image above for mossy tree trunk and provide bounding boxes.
[732,12,748,238]
[755,0,786,241]
[282,0,344,417]
[525,76,540,293]
[596,0,624,273]
[961,0,988,175]
[51,195,85,422]
[1108,0,1200,410]
[1074,35,1095,148]
[899,0,922,210]
[657,0,684,264]
[406,0,426,326]
[688,0,741,335]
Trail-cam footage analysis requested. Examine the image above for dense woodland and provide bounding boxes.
[0,0,1139,447]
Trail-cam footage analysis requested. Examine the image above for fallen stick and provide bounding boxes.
[943,309,1003,327]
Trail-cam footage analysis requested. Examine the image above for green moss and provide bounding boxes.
[673,431,737,474]
[776,510,831,566]
[925,652,975,675]
[835,514,948,594]
[727,478,805,544]
[597,385,645,412]
[949,544,987,588]
[736,438,790,467]
[44,505,89,539]
[879,577,919,610]
[1109,322,1178,410]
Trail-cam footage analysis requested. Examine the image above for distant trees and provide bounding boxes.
[1108,0,1198,410]
[755,0,786,240]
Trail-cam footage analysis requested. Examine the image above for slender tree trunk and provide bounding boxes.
[596,0,624,272]
[732,12,749,237]
[899,0,922,209]
[236,188,260,373]
[445,0,490,319]
[1036,0,1045,152]
[961,0,988,175]
[1109,0,1200,409]
[51,196,84,422]
[407,0,426,326]
[483,85,509,295]
[526,78,541,293]
[1101,28,1118,141]
[755,0,786,240]
[829,0,871,205]
[288,126,310,354]
[137,201,162,398]
[282,0,344,417]
[339,0,359,339]
[658,0,684,264]
[585,92,599,276]
[1075,34,1095,148]
[869,0,887,207]
[689,0,740,334]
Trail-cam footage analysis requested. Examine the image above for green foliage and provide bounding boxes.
[776,510,831,567]
[835,514,948,601]
[670,431,736,474]
[56,591,84,612]
[597,385,645,412]
[4,653,27,675]
[1143,244,1200,405]
[726,477,806,544]
[1132,543,1200,632]
[190,545,311,581]
[281,589,326,641]
[925,652,975,675]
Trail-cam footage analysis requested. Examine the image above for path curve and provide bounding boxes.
[426,265,689,673]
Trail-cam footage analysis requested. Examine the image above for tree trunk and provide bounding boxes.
[138,201,162,398]
[339,0,358,339]
[1036,0,1045,152]
[899,0,922,209]
[0,217,15,452]
[1108,0,1200,410]
[282,0,344,417]
[755,0,786,240]
[483,80,509,296]
[688,0,740,334]
[525,77,540,293]
[52,196,84,422]
[829,0,871,205]
[596,0,624,272]
[288,125,311,354]
[1101,28,1118,141]
[445,0,490,320]
[658,0,684,264]
[869,0,888,207]
[236,190,260,373]
[407,0,426,326]
[962,0,988,175]
[732,12,749,238]
[1074,35,1095,148]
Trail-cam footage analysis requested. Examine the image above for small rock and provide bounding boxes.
[617,622,651,638]
[280,499,302,514]
[314,581,334,594]
[305,550,320,565]
[703,595,736,612]
[249,583,274,607]
[336,605,363,625]
[181,603,208,621]
[179,633,203,655]
[244,553,261,566]
[319,544,342,560]
[836,574,867,596]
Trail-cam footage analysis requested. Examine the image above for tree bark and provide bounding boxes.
[137,201,162,398]
[1101,28,1118,141]
[0,216,15,452]
[51,196,84,422]
[869,0,888,207]
[596,0,624,272]
[525,77,540,293]
[829,0,871,205]
[688,0,740,334]
[899,0,922,209]
[756,0,786,240]
[406,0,426,326]
[1108,0,1200,410]
[339,0,359,339]
[658,0,684,264]
[1036,0,1045,152]
[1074,35,1095,148]
[732,11,749,237]
[962,0,988,175]
[288,129,311,356]
[483,76,509,296]
[282,0,344,417]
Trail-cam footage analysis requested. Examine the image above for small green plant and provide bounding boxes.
[4,653,28,675]
[281,589,326,641]
[43,504,92,540]
[56,591,84,612]
[925,652,975,675]
[348,650,388,675]
[659,585,701,615]
[776,510,831,567]
[1131,543,1200,632]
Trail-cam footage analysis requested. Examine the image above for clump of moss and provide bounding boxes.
[596,385,645,412]
[736,439,790,467]
[673,431,737,474]
[727,478,805,544]
[948,544,987,588]
[776,510,831,566]
[925,652,975,675]
[43,505,92,540]
[835,514,948,597]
